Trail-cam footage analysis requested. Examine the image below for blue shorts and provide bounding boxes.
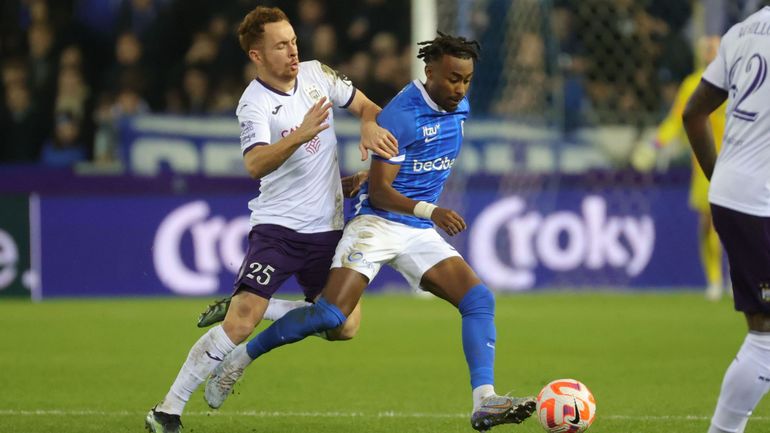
[233,224,342,302]
[711,204,770,314]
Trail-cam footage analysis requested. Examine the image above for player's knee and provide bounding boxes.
[315,298,347,331]
[458,284,495,317]
[222,315,258,344]
[326,312,360,341]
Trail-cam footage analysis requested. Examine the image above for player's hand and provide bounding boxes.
[294,97,333,144]
[431,207,467,237]
[359,121,398,161]
[341,170,369,198]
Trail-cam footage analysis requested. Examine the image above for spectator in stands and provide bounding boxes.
[295,0,325,60]
[312,24,340,66]
[27,23,57,109]
[179,65,211,115]
[40,110,87,167]
[117,0,160,40]
[93,82,149,164]
[0,82,46,163]
[103,32,152,104]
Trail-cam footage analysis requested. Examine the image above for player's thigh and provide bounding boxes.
[390,227,476,306]
[420,257,482,307]
[328,215,402,310]
[711,204,770,319]
[320,267,368,316]
[295,230,343,302]
[232,225,302,300]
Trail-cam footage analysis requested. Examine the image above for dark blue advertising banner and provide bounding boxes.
[37,175,704,298]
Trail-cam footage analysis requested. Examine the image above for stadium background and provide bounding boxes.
[2,1,770,433]
[2,0,761,299]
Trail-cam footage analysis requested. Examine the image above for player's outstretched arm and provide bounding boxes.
[683,80,727,180]
[368,159,466,236]
[243,97,333,179]
[346,91,398,160]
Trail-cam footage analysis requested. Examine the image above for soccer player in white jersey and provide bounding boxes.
[145,6,398,433]
[683,3,770,432]
[204,33,537,432]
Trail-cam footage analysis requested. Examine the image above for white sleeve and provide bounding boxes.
[702,34,730,90]
[237,100,270,154]
[310,60,357,108]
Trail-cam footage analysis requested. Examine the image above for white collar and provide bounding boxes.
[413,79,447,113]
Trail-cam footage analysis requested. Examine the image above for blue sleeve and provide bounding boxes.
[373,98,415,165]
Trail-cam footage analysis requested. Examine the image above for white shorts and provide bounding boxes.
[331,215,462,290]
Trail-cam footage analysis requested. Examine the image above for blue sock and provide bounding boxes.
[458,284,496,389]
[246,298,346,359]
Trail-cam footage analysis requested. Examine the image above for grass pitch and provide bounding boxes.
[1,292,768,433]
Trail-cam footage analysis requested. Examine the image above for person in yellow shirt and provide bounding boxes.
[654,36,727,300]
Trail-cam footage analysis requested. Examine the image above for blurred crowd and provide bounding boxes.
[0,0,763,168]
[0,0,410,166]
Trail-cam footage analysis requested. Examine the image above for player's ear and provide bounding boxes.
[424,63,433,80]
[248,48,261,64]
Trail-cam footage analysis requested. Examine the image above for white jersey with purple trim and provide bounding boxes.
[703,6,770,216]
[236,60,357,232]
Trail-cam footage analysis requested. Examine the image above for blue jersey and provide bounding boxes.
[355,80,469,228]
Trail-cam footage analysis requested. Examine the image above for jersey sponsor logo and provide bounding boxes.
[422,123,440,143]
[469,196,655,291]
[272,105,282,114]
[344,250,375,270]
[305,136,322,154]
[281,126,322,154]
[413,156,455,172]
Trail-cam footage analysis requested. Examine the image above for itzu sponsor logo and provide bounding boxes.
[423,123,440,140]
[413,156,455,172]
[469,195,655,290]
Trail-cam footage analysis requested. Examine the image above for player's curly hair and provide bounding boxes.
[417,32,481,64]
[238,6,289,53]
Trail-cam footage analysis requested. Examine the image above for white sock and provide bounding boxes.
[156,325,236,415]
[472,384,496,412]
[263,298,311,321]
[709,333,770,433]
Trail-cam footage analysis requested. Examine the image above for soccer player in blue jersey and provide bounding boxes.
[205,33,536,431]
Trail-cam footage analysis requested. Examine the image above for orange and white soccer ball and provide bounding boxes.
[536,379,596,433]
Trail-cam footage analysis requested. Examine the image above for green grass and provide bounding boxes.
[1,292,768,432]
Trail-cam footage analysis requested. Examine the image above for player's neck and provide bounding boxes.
[256,73,296,94]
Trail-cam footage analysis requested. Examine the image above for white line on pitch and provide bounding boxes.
[0,409,769,422]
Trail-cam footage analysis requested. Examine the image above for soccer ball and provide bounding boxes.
[536,379,596,433]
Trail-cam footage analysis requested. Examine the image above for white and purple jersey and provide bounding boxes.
[703,6,770,216]
[354,80,469,228]
[237,60,356,232]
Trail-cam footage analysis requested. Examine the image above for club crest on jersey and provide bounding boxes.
[304,84,324,102]
[761,282,770,302]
